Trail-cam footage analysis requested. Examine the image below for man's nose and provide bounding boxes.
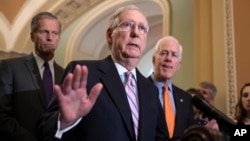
[46,33,53,41]
[164,53,172,60]
[130,26,140,37]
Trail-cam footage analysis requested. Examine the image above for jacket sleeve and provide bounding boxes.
[0,93,37,140]
[0,60,13,95]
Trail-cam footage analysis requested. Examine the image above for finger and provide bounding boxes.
[88,83,103,104]
[79,65,88,88]
[62,73,73,94]
[54,85,63,101]
[72,65,82,90]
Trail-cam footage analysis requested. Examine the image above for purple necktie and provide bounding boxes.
[43,62,53,104]
[125,72,139,140]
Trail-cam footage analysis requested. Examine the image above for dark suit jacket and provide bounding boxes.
[148,76,194,141]
[37,55,168,141]
[0,53,64,141]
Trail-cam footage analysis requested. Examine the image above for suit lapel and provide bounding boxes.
[98,57,135,138]
[53,62,63,84]
[25,54,47,108]
[136,70,155,138]
[172,85,182,135]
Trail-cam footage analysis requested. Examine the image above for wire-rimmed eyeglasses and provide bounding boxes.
[115,21,149,35]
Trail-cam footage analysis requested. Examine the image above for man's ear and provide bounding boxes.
[152,56,155,64]
[106,29,112,47]
[30,32,34,42]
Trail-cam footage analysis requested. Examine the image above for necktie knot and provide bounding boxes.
[43,61,52,79]
[125,72,134,86]
[44,61,49,68]
[164,85,169,94]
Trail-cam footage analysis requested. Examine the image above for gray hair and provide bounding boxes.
[199,81,217,97]
[153,36,183,61]
[107,5,146,31]
[31,11,61,33]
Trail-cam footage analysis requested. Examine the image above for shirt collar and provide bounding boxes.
[113,60,137,81]
[33,51,54,69]
[150,73,172,92]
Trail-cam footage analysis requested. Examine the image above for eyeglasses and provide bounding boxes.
[116,21,149,35]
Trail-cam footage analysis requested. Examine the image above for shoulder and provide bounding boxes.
[172,84,192,99]
[68,56,111,67]
[137,71,158,91]
[1,55,28,63]
[65,56,113,73]
[54,62,64,69]
[146,74,153,82]
[0,55,30,69]
[66,59,103,71]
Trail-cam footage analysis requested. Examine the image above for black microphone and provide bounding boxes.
[192,95,236,129]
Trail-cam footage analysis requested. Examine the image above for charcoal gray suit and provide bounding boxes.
[0,53,64,141]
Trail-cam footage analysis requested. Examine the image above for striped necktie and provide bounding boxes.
[125,72,139,140]
[164,85,175,138]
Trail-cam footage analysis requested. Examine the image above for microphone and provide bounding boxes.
[192,95,236,130]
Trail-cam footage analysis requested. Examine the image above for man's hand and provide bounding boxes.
[54,65,103,129]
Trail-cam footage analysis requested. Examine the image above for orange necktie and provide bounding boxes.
[164,85,175,138]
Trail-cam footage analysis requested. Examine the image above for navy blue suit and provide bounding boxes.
[37,56,168,141]
[148,76,194,140]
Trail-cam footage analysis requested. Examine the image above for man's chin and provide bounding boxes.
[160,72,172,79]
[44,48,55,53]
[42,50,54,56]
[123,54,140,59]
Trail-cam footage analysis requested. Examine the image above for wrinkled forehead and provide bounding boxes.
[118,9,148,24]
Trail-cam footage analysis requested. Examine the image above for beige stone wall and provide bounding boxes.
[0,51,26,60]
[233,0,250,97]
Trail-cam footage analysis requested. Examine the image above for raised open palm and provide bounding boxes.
[54,65,103,129]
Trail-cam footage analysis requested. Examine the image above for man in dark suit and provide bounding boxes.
[0,12,64,141]
[148,36,194,140]
[37,5,168,141]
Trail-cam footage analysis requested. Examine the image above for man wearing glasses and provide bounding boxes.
[37,5,168,141]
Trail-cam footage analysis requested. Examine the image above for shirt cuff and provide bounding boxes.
[54,114,82,139]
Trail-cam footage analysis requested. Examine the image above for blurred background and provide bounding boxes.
[0,0,249,117]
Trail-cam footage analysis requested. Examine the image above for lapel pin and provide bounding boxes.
[180,99,183,102]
